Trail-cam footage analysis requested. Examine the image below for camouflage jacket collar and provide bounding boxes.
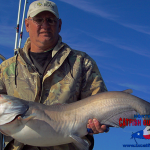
[17,36,71,78]
[18,35,71,67]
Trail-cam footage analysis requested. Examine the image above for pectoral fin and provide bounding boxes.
[70,134,89,150]
[101,109,137,128]
[0,95,29,125]
[18,113,36,124]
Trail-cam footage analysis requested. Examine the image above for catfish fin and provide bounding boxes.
[122,89,133,94]
[18,113,36,124]
[101,110,137,128]
[70,134,89,150]
[0,95,29,125]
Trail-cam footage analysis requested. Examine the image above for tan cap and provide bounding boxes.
[27,0,59,18]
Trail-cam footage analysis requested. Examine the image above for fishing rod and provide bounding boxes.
[18,0,28,49]
[14,0,22,55]
[14,0,28,55]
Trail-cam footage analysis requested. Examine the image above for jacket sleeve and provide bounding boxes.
[80,53,107,99]
[80,54,107,150]
[0,64,7,94]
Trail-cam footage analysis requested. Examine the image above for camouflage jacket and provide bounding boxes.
[0,36,107,150]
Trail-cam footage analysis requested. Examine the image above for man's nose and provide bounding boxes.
[41,19,50,28]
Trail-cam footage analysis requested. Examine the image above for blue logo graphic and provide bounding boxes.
[131,126,150,144]
[123,126,150,147]
[131,126,150,143]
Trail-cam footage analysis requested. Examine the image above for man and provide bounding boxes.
[0,0,108,149]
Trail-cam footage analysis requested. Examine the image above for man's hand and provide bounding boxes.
[87,119,109,135]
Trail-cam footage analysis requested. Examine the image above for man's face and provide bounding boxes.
[25,11,62,51]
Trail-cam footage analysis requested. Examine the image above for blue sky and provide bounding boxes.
[1,0,150,149]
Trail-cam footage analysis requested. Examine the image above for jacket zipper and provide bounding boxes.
[39,47,65,103]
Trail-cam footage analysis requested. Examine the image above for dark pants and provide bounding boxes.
[0,133,3,150]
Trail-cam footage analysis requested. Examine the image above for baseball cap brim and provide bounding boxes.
[29,9,58,18]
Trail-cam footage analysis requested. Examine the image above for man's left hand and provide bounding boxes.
[87,119,109,135]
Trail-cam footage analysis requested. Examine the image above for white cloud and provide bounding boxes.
[119,22,150,35]
[60,30,110,57]
[118,83,150,94]
[136,73,150,79]
[81,31,150,58]
[59,0,150,35]
[59,0,118,20]
[98,37,150,58]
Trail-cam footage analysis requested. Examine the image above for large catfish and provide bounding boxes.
[0,89,150,150]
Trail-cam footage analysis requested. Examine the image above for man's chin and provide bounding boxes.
[39,36,52,42]
[37,35,58,46]
[38,38,56,46]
